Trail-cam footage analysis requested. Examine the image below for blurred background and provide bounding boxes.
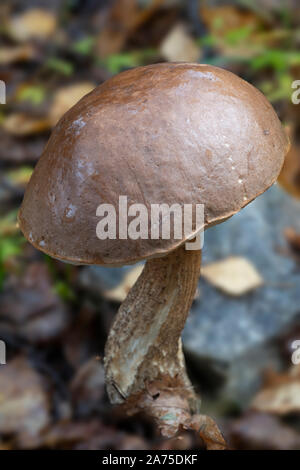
[0,0,300,450]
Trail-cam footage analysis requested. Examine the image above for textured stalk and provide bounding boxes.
[104,245,201,410]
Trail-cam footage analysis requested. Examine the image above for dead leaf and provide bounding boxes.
[2,113,50,136]
[0,356,50,439]
[0,442,13,450]
[103,264,144,302]
[49,82,95,126]
[201,257,263,296]
[63,306,99,368]
[200,5,265,59]
[123,375,226,449]
[0,131,47,163]
[96,0,165,57]
[160,24,200,63]
[18,419,103,449]
[278,140,300,200]
[157,431,195,450]
[284,227,300,253]
[124,376,193,438]
[18,418,149,450]
[186,414,226,450]
[251,365,300,415]
[96,0,138,58]
[0,44,36,65]
[0,262,71,344]
[229,411,300,450]
[75,426,149,451]
[7,9,57,42]
[201,5,261,38]
[70,357,106,415]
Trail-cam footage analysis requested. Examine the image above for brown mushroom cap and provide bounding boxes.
[19,63,289,266]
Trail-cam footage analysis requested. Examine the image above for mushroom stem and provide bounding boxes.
[104,245,201,423]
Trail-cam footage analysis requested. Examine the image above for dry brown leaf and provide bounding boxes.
[186,414,226,450]
[18,418,149,450]
[0,44,36,65]
[284,227,300,253]
[201,257,263,296]
[70,357,106,414]
[7,8,57,42]
[0,129,47,163]
[49,82,95,126]
[0,262,71,344]
[2,113,50,136]
[251,365,300,415]
[0,442,13,450]
[63,306,99,368]
[103,265,144,302]
[18,419,103,449]
[123,376,194,438]
[278,140,300,200]
[0,356,50,438]
[200,5,264,59]
[201,5,261,37]
[96,0,164,57]
[96,0,137,58]
[123,375,226,449]
[229,411,300,450]
[160,24,200,63]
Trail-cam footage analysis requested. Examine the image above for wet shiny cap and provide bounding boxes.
[19,63,289,266]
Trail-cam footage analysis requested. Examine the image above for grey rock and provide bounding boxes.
[79,185,300,408]
[78,264,143,297]
[183,184,300,408]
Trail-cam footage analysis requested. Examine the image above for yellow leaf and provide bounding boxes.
[8,9,57,42]
[160,24,201,63]
[2,113,50,136]
[0,44,36,65]
[49,82,95,126]
[201,256,263,296]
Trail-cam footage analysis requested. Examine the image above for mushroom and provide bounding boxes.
[18,63,289,438]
